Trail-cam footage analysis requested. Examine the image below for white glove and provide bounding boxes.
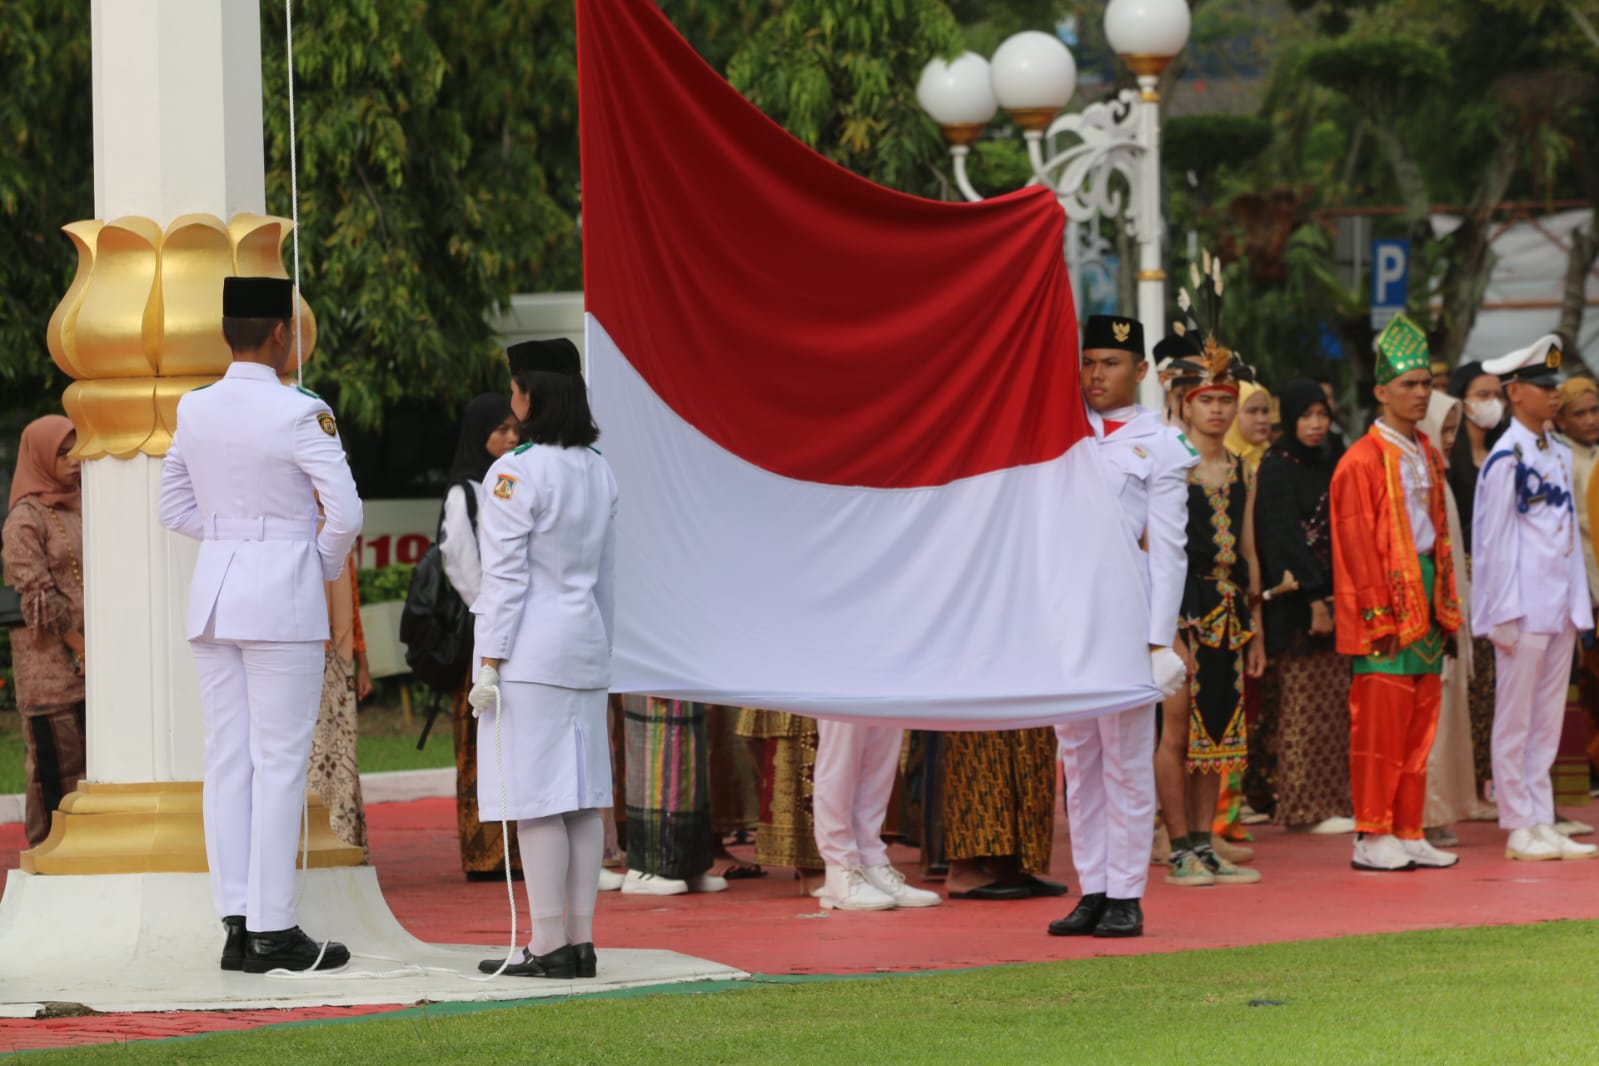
[1151,647,1187,699]
[468,663,501,718]
[1490,621,1520,656]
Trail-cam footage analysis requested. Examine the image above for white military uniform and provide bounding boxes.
[1472,417,1592,831]
[158,361,362,931]
[473,441,618,821]
[1057,404,1197,899]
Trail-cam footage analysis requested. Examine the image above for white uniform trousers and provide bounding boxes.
[813,720,900,870]
[1057,704,1156,899]
[191,636,324,931]
[1492,626,1576,830]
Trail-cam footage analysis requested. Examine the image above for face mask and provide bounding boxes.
[1465,397,1504,430]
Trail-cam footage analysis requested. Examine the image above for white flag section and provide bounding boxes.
[588,315,1161,728]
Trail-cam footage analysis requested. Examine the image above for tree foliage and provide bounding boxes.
[0,2,91,438]
[725,0,964,196]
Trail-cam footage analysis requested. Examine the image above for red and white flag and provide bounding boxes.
[578,0,1157,726]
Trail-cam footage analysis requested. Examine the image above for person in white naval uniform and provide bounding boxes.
[158,276,363,973]
[1471,334,1599,862]
[470,339,618,980]
[1049,315,1196,940]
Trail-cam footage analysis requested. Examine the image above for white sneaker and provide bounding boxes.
[818,866,897,911]
[686,873,729,893]
[597,867,625,891]
[620,869,688,895]
[1351,834,1415,871]
[862,864,942,908]
[1534,823,1599,860]
[1505,827,1561,861]
[1553,817,1595,837]
[1399,837,1459,868]
[1309,816,1357,835]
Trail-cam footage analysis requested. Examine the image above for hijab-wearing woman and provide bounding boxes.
[2,415,85,847]
[1225,381,1273,472]
[470,345,617,979]
[1255,379,1353,833]
[1447,362,1505,813]
[1418,391,1477,844]
[440,393,522,878]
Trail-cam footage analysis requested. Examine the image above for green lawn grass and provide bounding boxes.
[28,921,1599,1064]
[356,731,454,775]
[0,713,24,794]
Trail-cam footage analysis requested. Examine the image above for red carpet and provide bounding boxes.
[5,795,1599,1052]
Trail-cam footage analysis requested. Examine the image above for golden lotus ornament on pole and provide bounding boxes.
[46,212,318,460]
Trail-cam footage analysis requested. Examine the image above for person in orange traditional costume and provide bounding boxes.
[1329,314,1463,873]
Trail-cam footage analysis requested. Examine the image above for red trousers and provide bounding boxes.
[1349,673,1441,839]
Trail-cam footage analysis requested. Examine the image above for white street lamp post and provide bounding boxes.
[918,0,1192,410]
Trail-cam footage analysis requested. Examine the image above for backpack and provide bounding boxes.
[400,480,478,694]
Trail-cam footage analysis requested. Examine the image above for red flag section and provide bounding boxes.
[577,0,1083,489]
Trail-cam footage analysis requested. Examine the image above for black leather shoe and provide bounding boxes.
[478,944,576,978]
[1092,898,1144,938]
[220,915,246,971]
[572,942,597,978]
[1021,874,1071,898]
[243,926,351,973]
[1047,893,1107,936]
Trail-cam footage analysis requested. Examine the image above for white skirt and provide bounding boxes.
[476,681,612,822]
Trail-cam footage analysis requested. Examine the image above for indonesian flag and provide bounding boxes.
[578,0,1158,727]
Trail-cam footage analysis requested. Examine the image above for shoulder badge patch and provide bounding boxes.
[316,412,337,436]
[512,442,534,454]
[493,473,518,500]
[1177,433,1199,457]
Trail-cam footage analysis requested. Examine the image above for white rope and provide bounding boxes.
[285,0,304,386]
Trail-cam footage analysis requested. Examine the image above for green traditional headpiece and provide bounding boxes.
[1374,314,1430,385]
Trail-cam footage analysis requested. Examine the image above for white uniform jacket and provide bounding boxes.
[1471,418,1593,637]
[1090,406,1198,648]
[473,441,618,688]
[158,362,363,642]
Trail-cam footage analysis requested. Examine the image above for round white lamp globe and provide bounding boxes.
[1104,0,1193,61]
[916,52,998,128]
[989,31,1076,129]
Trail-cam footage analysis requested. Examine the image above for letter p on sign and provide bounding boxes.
[1370,238,1408,329]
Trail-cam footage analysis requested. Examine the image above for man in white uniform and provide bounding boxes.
[1471,334,1598,862]
[1049,315,1196,939]
[160,276,364,971]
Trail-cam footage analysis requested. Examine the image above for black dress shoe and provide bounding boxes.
[243,927,351,973]
[572,942,597,979]
[1047,893,1107,936]
[1092,898,1143,938]
[220,915,246,971]
[477,944,576,978]
[1020,875,1071,898]
[947,881,1031,901]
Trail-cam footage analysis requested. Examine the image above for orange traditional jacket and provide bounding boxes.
[1329,429,1462,656]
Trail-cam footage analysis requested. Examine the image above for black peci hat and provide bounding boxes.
[1082,315,1145,359]
[222,276,294,319]
[1152,332,1202,366]
[507,338,582,376]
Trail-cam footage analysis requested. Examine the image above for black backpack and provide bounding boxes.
[400,481,477,694]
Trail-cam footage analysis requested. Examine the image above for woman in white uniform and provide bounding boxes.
[470,338,618,980]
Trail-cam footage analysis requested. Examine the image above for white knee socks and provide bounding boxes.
[516,808,605,955]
